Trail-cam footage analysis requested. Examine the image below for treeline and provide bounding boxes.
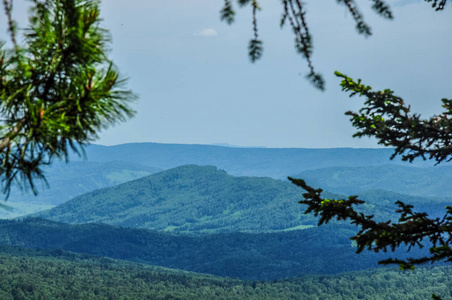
[0,245,450,300]
[0,218,433,280]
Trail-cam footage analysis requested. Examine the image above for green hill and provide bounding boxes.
[0,245,450,299]
[293,164,452,197]
[34,165,450,233]
[35,165,319,232]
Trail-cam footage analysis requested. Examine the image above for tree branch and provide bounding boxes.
[289,177,452,270]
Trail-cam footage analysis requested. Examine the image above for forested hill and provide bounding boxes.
[77,142,436,179]
[35,165,316,232]
[294,164,452,197]
[34,165,450,232]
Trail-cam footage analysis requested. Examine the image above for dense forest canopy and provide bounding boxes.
[0,245,451,299]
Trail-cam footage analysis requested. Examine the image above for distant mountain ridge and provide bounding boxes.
[295,164,452,197]
[75,142,440,179]
[7,161,161,205]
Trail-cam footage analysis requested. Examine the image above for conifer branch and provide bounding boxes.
[2,0,17,48]
[248,0,262,62]
[335,72,452,163]
[0,0,135,197]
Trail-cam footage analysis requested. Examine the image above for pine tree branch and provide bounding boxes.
[2,0,17,48]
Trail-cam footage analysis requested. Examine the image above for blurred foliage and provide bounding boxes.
[219,0,448,90]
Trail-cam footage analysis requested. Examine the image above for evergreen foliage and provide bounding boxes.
[336,72,452,164]
[0,0,134,197]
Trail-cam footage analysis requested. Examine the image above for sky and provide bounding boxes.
[3,0,452,148]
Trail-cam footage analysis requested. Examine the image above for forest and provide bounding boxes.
[0,245,451,299]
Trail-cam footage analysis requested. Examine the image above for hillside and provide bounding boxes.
[294,164,452,197]
[0,245,450,299]
[0,218,431,281]
[35,165,317,232]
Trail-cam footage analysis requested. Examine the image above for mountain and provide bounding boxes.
[293,164,452,197]
[34,165,318,232]
[7,161,161,205]
[34,165,450,232]
[0,244,450,299]
[0,218,431,280]
[74,142,440,179]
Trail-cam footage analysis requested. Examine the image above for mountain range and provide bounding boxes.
[34,165,315,232]
[1,142,450,298]
[77,143,440,178]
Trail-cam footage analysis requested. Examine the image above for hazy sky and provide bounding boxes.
[4,0,452,148]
